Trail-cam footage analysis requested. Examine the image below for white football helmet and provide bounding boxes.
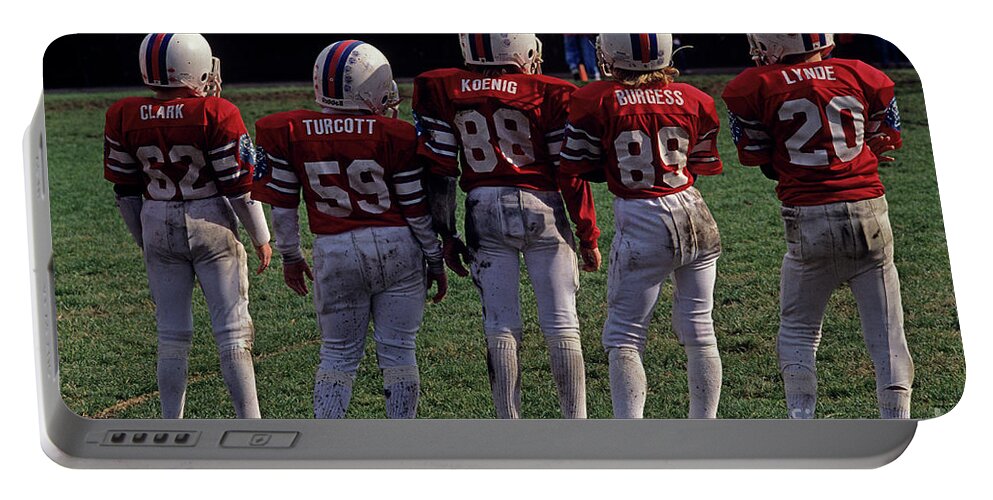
[747,34,835,65]
[313,40,400,116]
[459,34,543,74]
[139,33,220,96]
[596,33,674,77]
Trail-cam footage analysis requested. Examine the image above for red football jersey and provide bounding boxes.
[251,110,427,236]
[559,80,722,199]
[104,96,254,200]
[412,68,599,248]
[722,58,902,206]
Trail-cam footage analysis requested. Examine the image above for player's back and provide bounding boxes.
[253,110,422,235]
[412,68,576,193]
[104,96,252,201]
[562,80,722,199]
[723,58,901,205]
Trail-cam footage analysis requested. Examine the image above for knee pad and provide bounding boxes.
[214,326,254,352]
[375,339,417,370]
[158,337,191,360]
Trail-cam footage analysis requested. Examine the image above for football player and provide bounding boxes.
[252,40,446,419]
[413,34,600,418]
[560,34,724,419]
[722,34,913,418]
[104,34,272,419]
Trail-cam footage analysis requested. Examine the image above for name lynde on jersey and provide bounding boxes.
[614,88,684,107]
[460,78,518,94]
[139,104,184,120]
[302,117,377,136]
[782,65,837,84]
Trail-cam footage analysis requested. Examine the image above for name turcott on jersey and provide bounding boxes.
[302,117,377,136]
[460,78,518,94]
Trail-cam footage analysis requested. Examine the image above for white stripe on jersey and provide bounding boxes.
[105,135,122,147]
[209,141,238,155]
[218,170,247,182]
[545,127,565,138]
[393,167,424,181]
[698,128,718,141]
[547,141,563,156]
[271,166,300,184]
[559,151,601,162]
[213,155,239,171]
[266,153,289,165]
[266,182,299,195]
[418,114,452,129]
[565,124,600,142]
[106,163,138,174]
[691,140,714,154]
[108,148,137,165]
[430,130,457,146]
[565,136,602,155]
[425,143,457,158]
[395,180,423,196]
[399,196,426,206]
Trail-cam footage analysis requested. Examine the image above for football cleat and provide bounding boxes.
[313,40,400,116]
[139,34,220,96]
[458,34,543,74]
[596,33,674,77]
[746,34,835,65]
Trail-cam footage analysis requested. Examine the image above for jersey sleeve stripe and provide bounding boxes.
[270,166,300,184]
[698,128,718,141]
[217,170,247,182]
[106,163,139,174]
[564,136,602,155]
[548,141,563,156]
[425,143,458,158]
[213,155,239,171]
[415,113,453,129]
[209,141,238,155]
[560,151,601,162]
[105,135,122,147]
[266,182,299,195]
[266,153,289,166]
[108,148,137,165]
[565,124,600,142]
[399,196,426,206]
[394,180,423,196]
[690,140,715,154]
[392,167,424,182]
[429,130,457,146]
[545,127,565,139]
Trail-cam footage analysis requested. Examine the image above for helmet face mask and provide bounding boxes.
[459,34,543,75]
[139,33,216,96]
[746,33,835,65]
[596,33,674,77]
[313,40,399,115]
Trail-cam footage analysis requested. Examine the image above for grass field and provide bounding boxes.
[46,69,964,419]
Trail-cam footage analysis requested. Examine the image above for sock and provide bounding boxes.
[685,344,722,419]
[545,334,587,418]
[157,339,190,419]
[782,364,817,419]
[486,332,522,419]
[218,347,261,419]
[314,369,355,419]
[608,347,647,419]
[383,365,421,419]
[878,386,912,419]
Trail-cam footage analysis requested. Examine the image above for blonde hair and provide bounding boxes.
[611,66,679,87]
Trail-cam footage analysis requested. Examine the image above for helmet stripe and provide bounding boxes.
[324,40,365,100]
[473,34,486,62]
[639,34,651,63]
[481,34,493,61]
[629,34,644,63]
[647,34,659,62]
[147,33,166,84]
[157,33,174,85]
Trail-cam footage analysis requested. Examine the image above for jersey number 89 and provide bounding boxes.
[614,127,690,190]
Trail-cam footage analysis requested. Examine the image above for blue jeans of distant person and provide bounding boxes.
[563,34,600,80]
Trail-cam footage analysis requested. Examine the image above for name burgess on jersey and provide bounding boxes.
[614,88,684,107]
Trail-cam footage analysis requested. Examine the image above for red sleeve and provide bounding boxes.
[251,115,301,209]
[549,84,599,250]
[687,93,723,176]
[857,61,903,150]
[559,88,606,177]
[389,122,429,219]
[103,101,142,187]
[722,72,774,167]
[412,73,459,177]
[206,98,254,197]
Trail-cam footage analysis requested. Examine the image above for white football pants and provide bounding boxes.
[778,195,914,419]
[141,198,260,419]
[311,225,425,419]
[464,186,587,419]
[601,188,723,419]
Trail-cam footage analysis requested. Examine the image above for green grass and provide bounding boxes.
[46,70,964,419]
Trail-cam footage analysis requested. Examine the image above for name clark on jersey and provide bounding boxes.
[614,88,684,107]
[139,103,184,120]
[460,78,518,94]
[302,117,377,136]
[782,65,837,84]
